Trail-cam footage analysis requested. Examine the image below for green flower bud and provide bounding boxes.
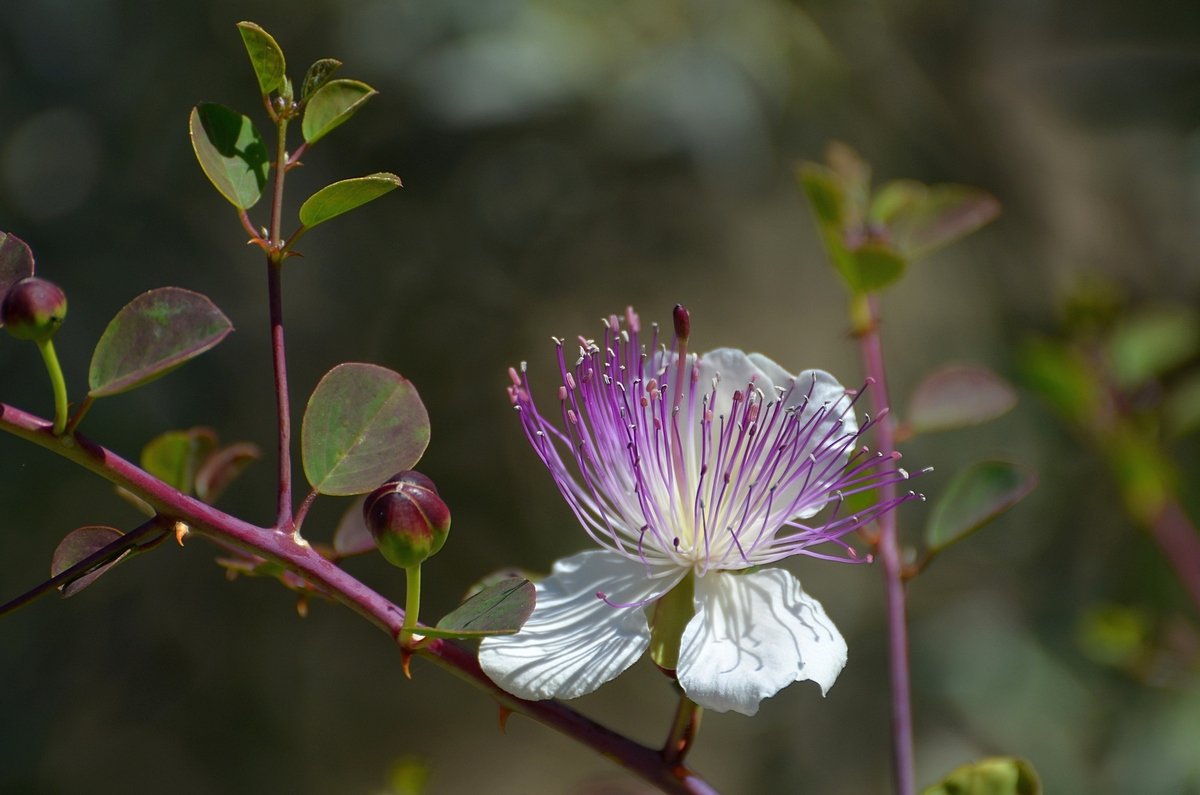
[2,277,67,341]
[363,471,451,569]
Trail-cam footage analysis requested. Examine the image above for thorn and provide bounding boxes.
[174,521,189,546]
[497,705,513,733]
[295,595,309,619]
[400,646,413,680]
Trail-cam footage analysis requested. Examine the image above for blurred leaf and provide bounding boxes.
[89,288,233,398]
[869,179,925,225]
[1018,338,1100,422]
[1106,429,1173,523]
[141,427,217,494]
[921,757,1041,795]
[825,141,870,226]
[1076,604,1149,669]
[299,173,401,230]
[386,756,431,795]
[1165,370,1200,437]
[332,496,374,557]
[189,103,270,209]
[845,245,907,293]
[797,163,843,227]
[1107,306,1200,388]
[195,442,260,504]
[236,21,286,96]
[885,184,1000,260]
[301,79,376,144]
[302,58,342,100]
[51,526,127,598]
[419,578,536,639]
[0,231,36,316]
[301,363,430,496]
[926,461,1037,553]
[908,364,1018,435]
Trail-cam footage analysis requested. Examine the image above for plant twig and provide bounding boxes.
[267,115,294,532]
[662,692,703,765]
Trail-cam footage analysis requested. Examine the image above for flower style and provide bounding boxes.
[480,307,921,716]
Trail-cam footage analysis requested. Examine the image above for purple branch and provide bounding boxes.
[0,401,717,795]
[1149,499,1200,615]
[268,116,294,531]
[856,296,916,795]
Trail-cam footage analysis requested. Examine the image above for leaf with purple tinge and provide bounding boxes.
[418,578,536,639]
[301,363,430,496]
[908,363,1018,435]
[875,181,1000,261]
[195,442,260,504]
[925,461,1037,554]
[332,496,374,557]
[51,526,127,598]
[141,427,218,493]
[88,288,233,398]
[0,232,36,317]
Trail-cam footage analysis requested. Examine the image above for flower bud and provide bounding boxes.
[2,277,67,341]
[362,471,451,569]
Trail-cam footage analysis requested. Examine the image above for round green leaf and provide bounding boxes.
[420,578,536,639]
[908,364,1018,435]
[921,757,1041,795]
[302,58,343,100]
[88,287,234,398]
[0,231,36,319]
[51,526,127,598]
[925,461,1037,553]
[236,21,286,96]
[846,245,907,293]
[301,363,430,496]
[299,173,401,230]
[189,103,270,209]
[301,79,377,145]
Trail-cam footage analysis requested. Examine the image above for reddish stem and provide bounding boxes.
[1148,499,1200,615]
[0,402,716,795]
[267,259,293,530]
[856,296,916,795]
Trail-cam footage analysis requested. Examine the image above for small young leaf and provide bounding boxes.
[886,184,1001,260]
[141,427,218,493]
[332,496,375,557]
[796,163,844,227]
[51,526,127,598]
[925,461,1037,553]
[189,103,270,209]
[88,288,233,398]
[302,79,377,144]
[301,363,430,496]
[236,21,286,96]
[1107,307,1200,389]
[299,173,401,230]
[194,442,260,504]
[302,58,343,100]
[0,232,36,316]
[419,578,536,639]
[920,757,1041,795]
[845,245,907,293]
[908,364,1018,435]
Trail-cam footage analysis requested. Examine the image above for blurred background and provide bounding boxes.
[1,1,1198,793]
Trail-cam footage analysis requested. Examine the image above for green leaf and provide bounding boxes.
[189,103,270,209]
[797,163,844,227]
[301,363,430,496]
[825,141,870,226]
[869,179,926,225]
[925,461,1037,554]
[332,496,375,557]
[885,183,1000,260]
[844,245,907,293]
[194,442,260,504]
[921,757,1041,795]
[908,364,1018,435]
[51,526,128,598]
[141,427,217,494]
[1107,306,1200,388]
[88,288,233,398]
[418,578,536,639]
[0,231,36,317]
[299,173,402,230]
[301,79,376,144]
[302,58,343,100]
[1018,338,1100,423]
[236,21,286,96]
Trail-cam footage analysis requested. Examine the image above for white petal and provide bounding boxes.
[697,348,775,408]
[793,367,858,439]
[677,568,847,716]
[479,550,674,701]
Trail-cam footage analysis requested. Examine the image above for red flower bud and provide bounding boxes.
[2,277,67,341]
[362,471,451,569]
